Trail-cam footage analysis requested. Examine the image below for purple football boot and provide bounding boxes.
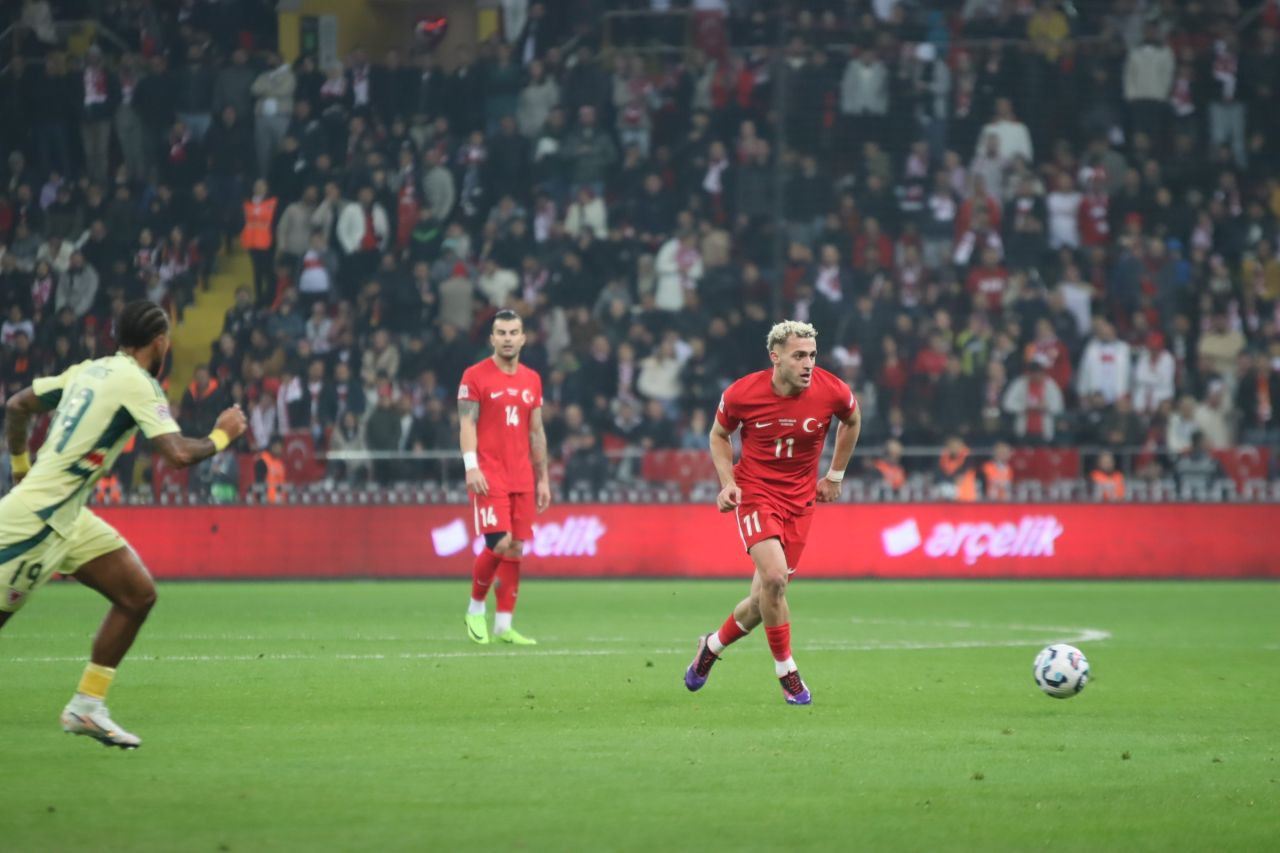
[779,670,811,705]
[684,633,720,691]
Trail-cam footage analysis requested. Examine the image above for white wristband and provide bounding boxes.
[824,469,845,483]
[463,451,479,471]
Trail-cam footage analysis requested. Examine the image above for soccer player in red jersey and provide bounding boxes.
[685,321,862,704]
[458,309,551,645]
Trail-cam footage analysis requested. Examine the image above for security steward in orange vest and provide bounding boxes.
[241,178,278,306]
[1091,450,1126,501]
[874,438,907,490]
[255,435,287,503]
[981,441,1014,500]
[94,473,123,504]
[938,435,978,501]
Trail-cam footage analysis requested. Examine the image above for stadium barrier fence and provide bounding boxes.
[93,503,1279,580]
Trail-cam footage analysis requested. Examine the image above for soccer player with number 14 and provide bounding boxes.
[457,309,551,645]
[685,321,861,705]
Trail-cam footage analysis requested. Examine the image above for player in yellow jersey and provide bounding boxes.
[0,301,247,749]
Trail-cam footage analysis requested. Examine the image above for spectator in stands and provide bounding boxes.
[175,45,215,143]
[1078,319,1131,404]
[654,230,702,312]
[477,256,518,307]
[180,364,225,436]
[1199,312,1247,389]
[1207,34,1246,167]
[560,402,609,493]
[1124,25,1175,148]
[249,390,279,452]
[294,230,335,315]
[636,336,682,407]
[976,97,1032,168]
[1003,354,1065,445]
[561,105,616,196]
[1132,332,1176,416]
[252,52,296,179]
[337,185,390,299]
[276,185,318,270]
[54,251,97,319]
[1174,431,1225,493]
[79,46,116,186]
[1,303,33,349]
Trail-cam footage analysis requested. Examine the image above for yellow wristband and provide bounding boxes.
[209,429,231,452]
[10,452,30,475]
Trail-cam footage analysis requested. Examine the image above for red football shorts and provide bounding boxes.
[733,497,815,570]
[472,491,535,541]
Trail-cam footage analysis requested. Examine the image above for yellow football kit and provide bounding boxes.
[1,353,179,612]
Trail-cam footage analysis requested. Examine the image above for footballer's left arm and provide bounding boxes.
[530,406,551,512]
[817,406,862,503]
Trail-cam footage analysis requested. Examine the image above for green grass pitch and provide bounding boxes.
[2,579,1277,852]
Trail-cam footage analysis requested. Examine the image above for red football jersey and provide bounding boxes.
[458,358,543,495]
[715,367,857,509]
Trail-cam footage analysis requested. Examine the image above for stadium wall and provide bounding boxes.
[95,505,1280,580]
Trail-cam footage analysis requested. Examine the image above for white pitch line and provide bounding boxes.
[2,627,1114,665]
[2,648,682,664]
[2,619,1114,665]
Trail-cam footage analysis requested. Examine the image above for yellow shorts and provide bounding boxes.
[0,497,126,613]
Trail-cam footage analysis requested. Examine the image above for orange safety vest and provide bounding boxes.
[938,448,969,478]
[940,447,977,500]
[1091,470,1125,501]
[874,459,906,489]
[188,377,220,402]
[240,197,278,250]
[982,460,1012,500]
[94,474,122,504]
[258,450,286,503]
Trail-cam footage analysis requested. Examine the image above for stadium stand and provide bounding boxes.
[0,0,1278,505]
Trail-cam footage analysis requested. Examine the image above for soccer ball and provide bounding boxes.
[1033,643,1089,698]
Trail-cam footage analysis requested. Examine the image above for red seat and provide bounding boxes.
[1009,448,1080,483]
[151,455,189,499]
[642,450,717,495]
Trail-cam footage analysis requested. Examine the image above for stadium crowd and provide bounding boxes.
[1,0,1279,500]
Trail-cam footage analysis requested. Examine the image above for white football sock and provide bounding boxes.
[69,694,103,711]
[494,612,512,634]
[774,657,797,677]
[467,599,486,616]
[707,633,725,654]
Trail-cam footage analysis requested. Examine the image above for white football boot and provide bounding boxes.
[61,701,142,749]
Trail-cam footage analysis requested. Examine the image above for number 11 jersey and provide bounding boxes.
[715,367,857,511]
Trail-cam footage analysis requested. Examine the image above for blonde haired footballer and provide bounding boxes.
[684,320,862,705]
[0,301,247,749]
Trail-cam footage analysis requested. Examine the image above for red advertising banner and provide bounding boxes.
[95,504,1280,579]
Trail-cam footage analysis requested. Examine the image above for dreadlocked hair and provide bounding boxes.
[118,300,170,349]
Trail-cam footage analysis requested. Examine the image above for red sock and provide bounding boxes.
[764,623,792,663]
[716,614,749,649]
[495,559,521,613]
[470,549,501,601]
